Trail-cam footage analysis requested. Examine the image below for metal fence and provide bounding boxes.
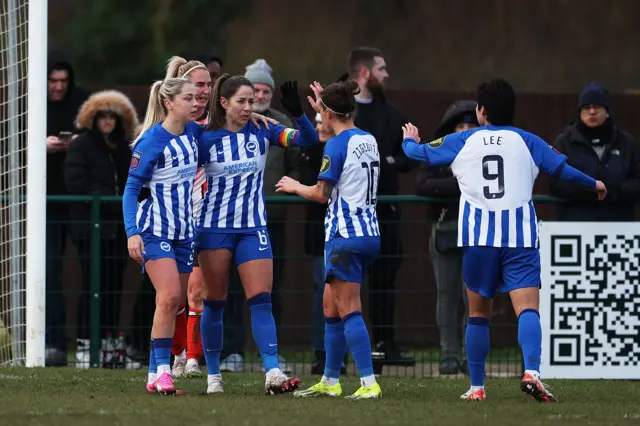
[43,193,563,377]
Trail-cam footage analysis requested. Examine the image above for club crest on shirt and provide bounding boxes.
[429,137,444,148]
[320,155,331,173]
[246,140,258,153]
[131,151,142,169]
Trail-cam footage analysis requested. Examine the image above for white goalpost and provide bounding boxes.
[26,0,47,368]
[0,0,47,367]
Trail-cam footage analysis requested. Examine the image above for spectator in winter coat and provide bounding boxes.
[45,50,90,366]
[416,100,478,375]
[63,90,141,369]
[550,83,640,221]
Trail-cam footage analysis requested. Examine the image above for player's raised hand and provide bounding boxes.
[402,123,421,143]
[127,235,145,264]
[250,112,279,129]
[280,81,304,118]
[307,81,324,114]
[275,176,300,194]
[594,180,607,200]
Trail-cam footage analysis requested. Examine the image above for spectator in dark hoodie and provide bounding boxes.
[45,50,89,365]
[348,47,415,365]
[63,90,141,369]
[550,83,640,221]
[416,100,478,375]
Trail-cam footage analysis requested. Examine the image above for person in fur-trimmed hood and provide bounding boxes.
[64,90,142,369]
[65,90,138,206]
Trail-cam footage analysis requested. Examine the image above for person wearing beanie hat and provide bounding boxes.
[244,59,276,113]
[416,100,478,375]
[578,82,611,115]
[219,59,301,374]
[550,83,640,221]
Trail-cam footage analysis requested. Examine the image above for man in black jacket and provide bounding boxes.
[45,50,90,366]
[550,83,640,221]
[416,100,478,375]
[348,47,415,365]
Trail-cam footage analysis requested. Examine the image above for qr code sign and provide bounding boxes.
[540,222,640,379]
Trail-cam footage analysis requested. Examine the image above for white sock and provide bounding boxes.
[470,385,484,392]
[361,375,376,388]
[147,373,157,385]
[175,350,186,361]
[525,369,540,379]
[157,364,171,375]
[266,368,283,379]
[208,373,222,382]
[321,376,339,386]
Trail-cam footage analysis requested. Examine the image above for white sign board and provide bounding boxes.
[539,222,640,379]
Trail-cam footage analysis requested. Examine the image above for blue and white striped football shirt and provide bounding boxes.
[402,125,568,248]
[197,115,318,232]
[123,122,199,240]
[319,128,380,242]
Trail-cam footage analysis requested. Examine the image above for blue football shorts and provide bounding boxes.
[140,232,195,274]
[462,246,541,299]
[324,236,380,285]
[196,228,272,266]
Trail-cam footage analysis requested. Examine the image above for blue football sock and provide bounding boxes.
[201,299,225,375]
[248,293,279,372]
[518,309,542,373]
[343,311,374,378]
[152,337,173,369]
[148,339,157,375]
[466,317,490,387]
[323,317,347,379]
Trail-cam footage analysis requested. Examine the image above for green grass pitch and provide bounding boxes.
[1,368,639,426]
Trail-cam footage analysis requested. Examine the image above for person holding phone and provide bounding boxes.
[44,50,90,366]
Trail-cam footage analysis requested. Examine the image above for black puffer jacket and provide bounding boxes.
[550,121,640,221]
[64,90,139,237]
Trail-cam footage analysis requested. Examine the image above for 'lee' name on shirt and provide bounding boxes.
[484,136,503,145]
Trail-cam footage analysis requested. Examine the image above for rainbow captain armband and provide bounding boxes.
[277,128,298,147]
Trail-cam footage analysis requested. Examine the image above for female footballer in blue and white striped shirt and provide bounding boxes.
[122,77,199,396]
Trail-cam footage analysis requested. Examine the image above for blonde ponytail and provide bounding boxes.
[132,77,192,146]
[132,81,163,145]
[165,55,206,80]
